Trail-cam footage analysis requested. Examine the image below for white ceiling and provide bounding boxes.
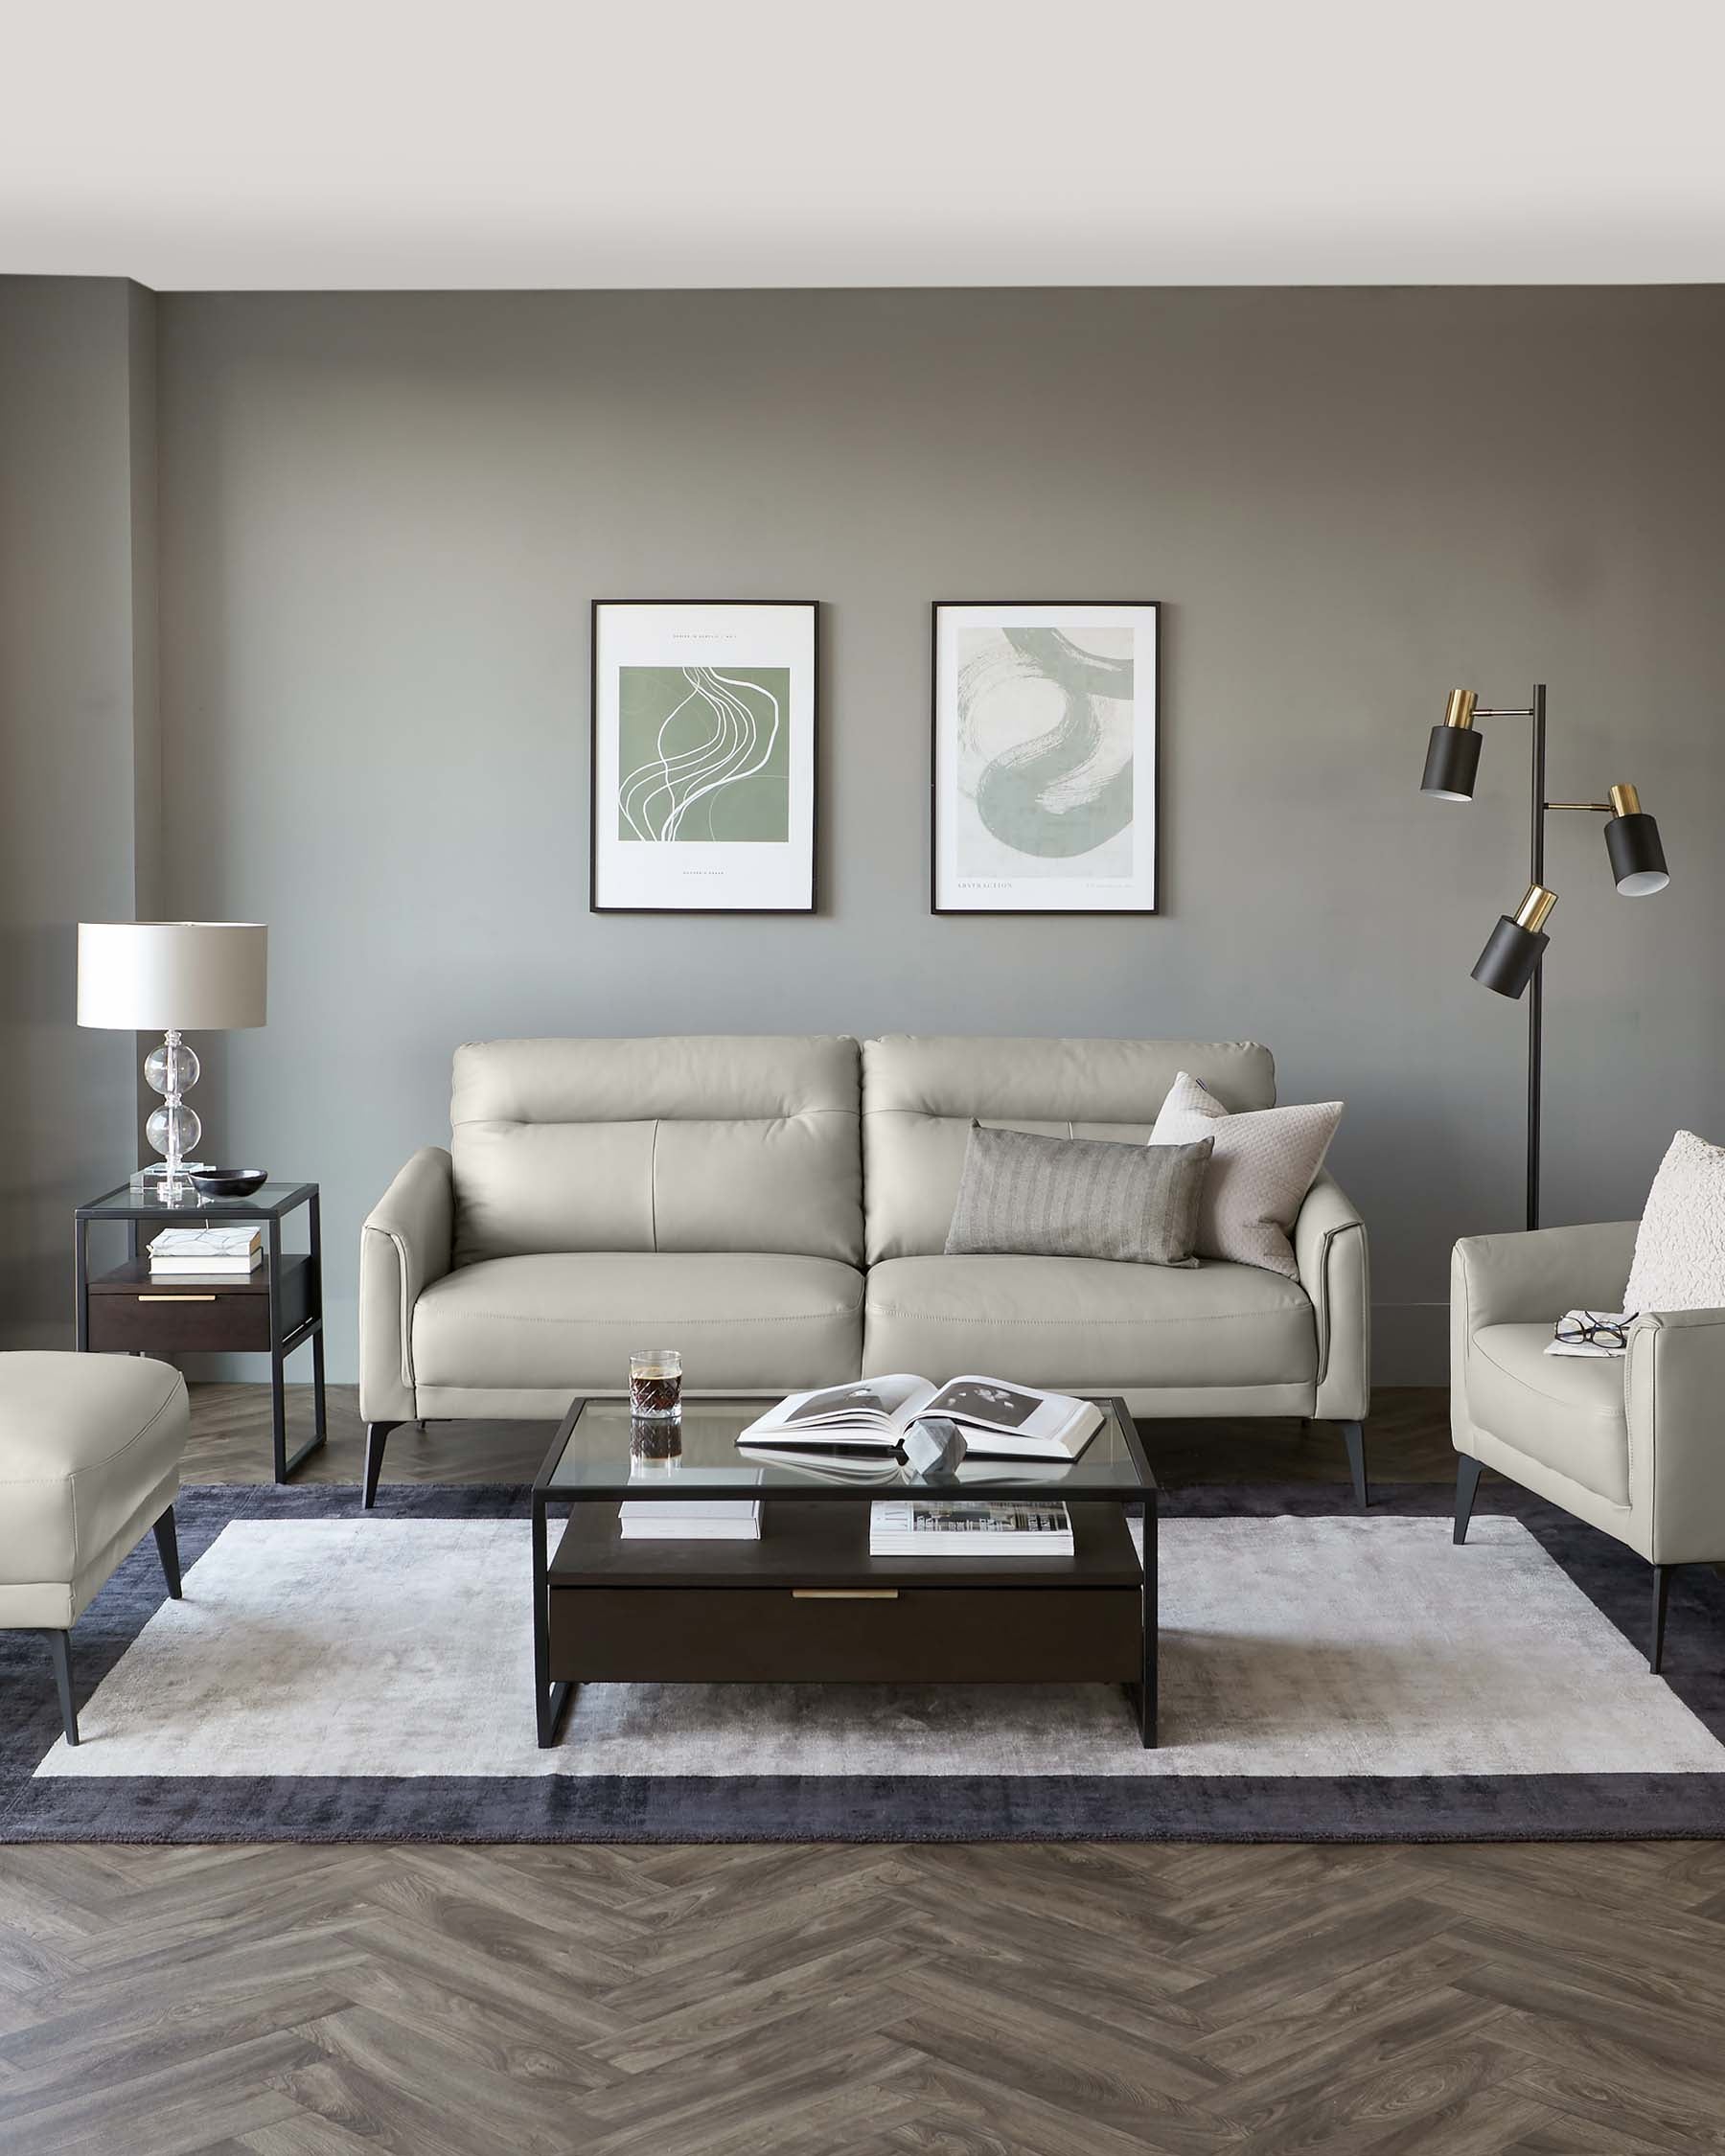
[6,0,1724,290]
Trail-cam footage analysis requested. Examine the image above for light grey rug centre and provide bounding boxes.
[35,1514,1722,1781]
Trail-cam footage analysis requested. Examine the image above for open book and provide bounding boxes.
[738,1374,1104,1462]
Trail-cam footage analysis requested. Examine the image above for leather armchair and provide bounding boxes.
[1450,1220,1723,1670]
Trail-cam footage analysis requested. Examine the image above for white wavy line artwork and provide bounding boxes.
[617,667,786,842]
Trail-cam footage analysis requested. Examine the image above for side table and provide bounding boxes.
[75,1180,328,1482]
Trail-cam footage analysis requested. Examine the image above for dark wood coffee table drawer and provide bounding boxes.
[548,1582,1142,1686]
[85,1255,311,1353]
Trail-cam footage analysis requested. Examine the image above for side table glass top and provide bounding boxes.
[540,1395,1154,1503]
[79,1181,316,1221]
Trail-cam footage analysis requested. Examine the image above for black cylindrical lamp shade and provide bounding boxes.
[1421,722,1483,800]
[1471,915,1549,999]
[1606,812,1669,896]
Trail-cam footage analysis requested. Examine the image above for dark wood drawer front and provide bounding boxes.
[87,1288,272,1353]
[548,1585,1141,1686]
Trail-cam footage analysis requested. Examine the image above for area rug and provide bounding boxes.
[5,1480,1725,1844]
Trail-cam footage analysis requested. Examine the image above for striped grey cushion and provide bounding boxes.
[944,1124,1214,1267]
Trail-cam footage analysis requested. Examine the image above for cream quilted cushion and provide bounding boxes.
[1150,1070,1341,1279]
[1623,1130,1725,1314]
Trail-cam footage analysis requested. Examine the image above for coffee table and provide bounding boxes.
[530,1394,1157,1749]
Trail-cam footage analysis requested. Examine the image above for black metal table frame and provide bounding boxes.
[75,1181,328,1483]
[529,1394,1158,1752]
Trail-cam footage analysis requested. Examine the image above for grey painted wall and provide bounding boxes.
[16,284,1725,1383]
[0,278,158,1344]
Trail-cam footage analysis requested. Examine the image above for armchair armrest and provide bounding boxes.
[1451,1221,1638,1334]
[1295,1171,1369,1420]
[358,1146,454,1422]
[1626,1307,1725,1565]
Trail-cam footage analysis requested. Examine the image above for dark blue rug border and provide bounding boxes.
[5,1479,1724,1846]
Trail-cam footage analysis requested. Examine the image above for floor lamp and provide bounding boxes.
[1419,685,1670,1231]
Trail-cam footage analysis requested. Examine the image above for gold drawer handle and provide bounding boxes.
[792,1589,899,1600]
[138,1294,218,1302]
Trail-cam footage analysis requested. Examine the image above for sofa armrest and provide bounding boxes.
[1295,1171,1369,1421]
[1451,1221,1638,1334]
[358,1147,454,1422]
[1625,1307,1725,1564]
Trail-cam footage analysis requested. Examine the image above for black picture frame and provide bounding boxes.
[590,599,820,915]
[930,600,1162,917]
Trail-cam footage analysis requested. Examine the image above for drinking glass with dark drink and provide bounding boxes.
[630,1349,681,1423]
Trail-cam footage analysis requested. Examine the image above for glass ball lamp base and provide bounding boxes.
[143,1030,204,1204]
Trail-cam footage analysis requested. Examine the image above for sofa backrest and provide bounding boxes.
[450,1036,862,1266]
[862,1035,1277,1262]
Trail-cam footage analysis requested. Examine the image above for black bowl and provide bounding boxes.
[191,1167,268,1199]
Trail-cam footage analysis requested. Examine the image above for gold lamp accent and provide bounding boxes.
[1513,883,1558,934]
[1443,689,1479,730]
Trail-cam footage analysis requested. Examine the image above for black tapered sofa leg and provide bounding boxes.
[364,1422,399,1510]
[1339,1421,1368,1510]
[1453,1456,1484,1545]
[1651,1565,1674,1675]
[44,1630,78,1746]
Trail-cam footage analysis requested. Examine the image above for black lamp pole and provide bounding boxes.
[1528,683,1546,1234]
[1420,680,1668,1233]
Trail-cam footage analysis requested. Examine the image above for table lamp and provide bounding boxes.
[78,922,268,1204]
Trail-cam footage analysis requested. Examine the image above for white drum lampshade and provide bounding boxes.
[78,922,267,1032]
[78,922,268,1200]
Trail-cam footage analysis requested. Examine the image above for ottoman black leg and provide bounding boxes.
[1651,1565,1674,1675]
[153,1507,183,1598]
[44,1631,77,1747]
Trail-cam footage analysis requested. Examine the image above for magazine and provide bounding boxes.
[868,1498,1074,1556]
[738,1373,1103,1461]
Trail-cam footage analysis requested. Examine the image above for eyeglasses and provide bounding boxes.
[1553,1314,1639,1351]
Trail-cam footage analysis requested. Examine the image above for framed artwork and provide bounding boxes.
[590,600,818,912]
[931,601,1160,914]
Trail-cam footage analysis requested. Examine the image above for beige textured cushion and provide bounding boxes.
[862,1035,1277,1263]
[412,1251,863,1393]
[1622,1130,1725,1315]
[1150,1071,1341,1280]
[945,1124,1212,1266]
[0,1353,188,1629]
[863,1253,1316,1389]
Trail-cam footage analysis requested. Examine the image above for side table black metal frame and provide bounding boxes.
[75,1181,328,1482]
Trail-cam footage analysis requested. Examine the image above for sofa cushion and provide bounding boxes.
[0,1352,188,1628]
[945,1124,1213,1267]
[862,1255,1316,1390]
[412,1252,864,1394]
[862,1035,1277,1263]
[1467,1323,1629,1504]
[449,1036,862,1267]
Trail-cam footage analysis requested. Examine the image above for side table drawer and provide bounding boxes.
[87,1285,272,1353]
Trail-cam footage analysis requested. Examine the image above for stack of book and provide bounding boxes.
[148,1226,264,1277]
[869,1499,1073,1557]
[617,1500,761,1542]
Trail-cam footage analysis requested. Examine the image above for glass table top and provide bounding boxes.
[79,1181,315,1221]
[539,1395,1154,1502]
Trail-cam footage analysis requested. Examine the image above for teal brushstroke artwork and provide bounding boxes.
[955,627,1134,872]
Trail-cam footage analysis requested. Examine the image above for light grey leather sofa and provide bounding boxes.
[1451,1221,1725,1670]
[359,1034,1369,1504]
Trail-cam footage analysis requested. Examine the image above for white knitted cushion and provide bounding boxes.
[1149,1071,1342,1279]
[1623,1131,1725,1314]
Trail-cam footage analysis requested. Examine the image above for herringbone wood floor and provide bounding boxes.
[3,1386,1723,2154]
